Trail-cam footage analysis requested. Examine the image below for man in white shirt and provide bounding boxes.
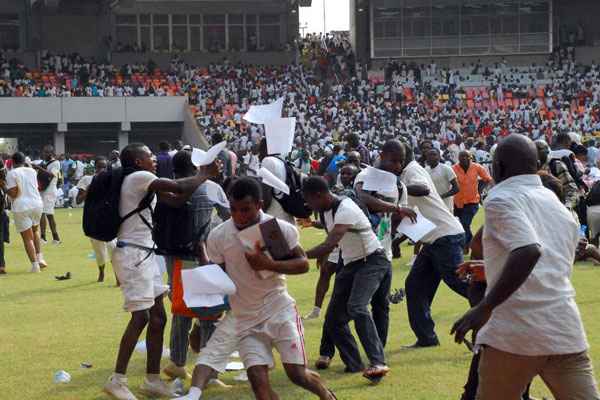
[5,152,46,272]
[424,148,459,212]
[452,134,600,400]
[303,176,412,383]
[35,145,62,244]
[205,177,335,400]
[258,138,295,225]
[382,140,468,348]
[104,143,217,400]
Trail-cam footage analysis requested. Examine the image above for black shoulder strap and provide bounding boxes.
[122,191,155,230]
[320,196,342,233]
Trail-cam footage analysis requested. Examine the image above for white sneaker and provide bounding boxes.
[406,255,417,267]
[40,238,48,245]
[30,265,41,273]
[52,239,62,245]
[103,375,138,400]
[303,307,320,320]
[140,378,176,398]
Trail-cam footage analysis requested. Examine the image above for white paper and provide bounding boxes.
[181,264,236,308]
[258,167,290,195]
[264,117,296,155]
[361,166,398,193]
[225,362,245,371]
[243,97,284,124]
[204,180,230,208]
[397,211,437,242]
[191,141,227,167]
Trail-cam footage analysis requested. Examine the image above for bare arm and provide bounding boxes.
[406,184,430,197]
[306,224,351,260]
[149,163,218,197]
[6,186,19,199]
[441,178,460,198]
[245,244,310,275]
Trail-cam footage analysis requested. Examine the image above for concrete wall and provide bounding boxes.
[38,16,102,57]
[0,97,187,124]
[554,0,600,46]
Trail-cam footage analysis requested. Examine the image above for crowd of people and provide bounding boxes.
[2,32,600,400]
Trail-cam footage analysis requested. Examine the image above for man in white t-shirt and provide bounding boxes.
[258,138,295,225]
[424,148,459,212]
[452,135,600,400]
[104,143,218,400]
[303,176,413,383]
[205,177,336,400]
[382,140,468,348]
[76,156,116,283]
[5,152,46,273]
[34,145,62,244]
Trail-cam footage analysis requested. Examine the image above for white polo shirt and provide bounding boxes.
[425,162,457,212]
[400,161,464,244]
[478,174,588,356]
[206,212,298,332]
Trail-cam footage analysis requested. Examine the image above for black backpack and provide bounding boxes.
[152,200,210,257]
[272,157,312,219]
[82,168,154,242]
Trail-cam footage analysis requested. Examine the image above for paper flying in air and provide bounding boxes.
[258,167,290,195]
[191,141,227,167]
[265,117,296,155]
[243,97,284,124]
[181,264,236,308]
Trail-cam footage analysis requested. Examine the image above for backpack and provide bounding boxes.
[272,157,312,219]
[152,200,210,257]
[82,168,154,242]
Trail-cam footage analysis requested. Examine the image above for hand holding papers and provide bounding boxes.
[181,264,236,308]
[191,141,227,167]
[258,167,290,195]
[238,218,292,279]
[265,117,296,155]
[397,211,437,242]
[243,97,284,124]
[361,166,398,193]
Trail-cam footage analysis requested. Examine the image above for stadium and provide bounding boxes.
[0,0,598,155]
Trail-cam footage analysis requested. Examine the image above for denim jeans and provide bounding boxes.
[455,203,479,247]
[405,234,469,345]
[325,250,391,369]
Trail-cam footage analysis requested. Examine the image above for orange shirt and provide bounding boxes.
[452,162,492,208]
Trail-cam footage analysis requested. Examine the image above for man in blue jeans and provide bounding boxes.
[303,175,415,383]
[381,140,469,348]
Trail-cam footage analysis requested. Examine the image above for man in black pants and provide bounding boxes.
[303,176,415,383]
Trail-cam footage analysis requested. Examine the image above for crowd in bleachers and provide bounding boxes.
[3,43,600,167]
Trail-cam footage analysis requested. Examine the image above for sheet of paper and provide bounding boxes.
[258,167,290,195]
[361,166,398,193]
[191,141,227,167]
[243,97,284,124]
[181,264,236,308]
[397,211,437,242]
[204,180,230,208]
[265,117,296,155]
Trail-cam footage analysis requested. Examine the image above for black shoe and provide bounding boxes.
[388,288,405,304]
[402,340,440,349]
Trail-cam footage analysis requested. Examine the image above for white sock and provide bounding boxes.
[112,372,127,382]
[186,387,202,400]
[146,373,161,383]
[313,306,321,313]
[31,261,39,269]
[37,253,44,262]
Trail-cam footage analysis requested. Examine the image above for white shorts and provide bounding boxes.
[196,313,245,373]
[112,247,169,312]
[42,193,57,215]
[90,238,116,267]
[12,208,43,233]
[239,305,307,369]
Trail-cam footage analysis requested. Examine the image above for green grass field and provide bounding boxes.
[1,209,599,400]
